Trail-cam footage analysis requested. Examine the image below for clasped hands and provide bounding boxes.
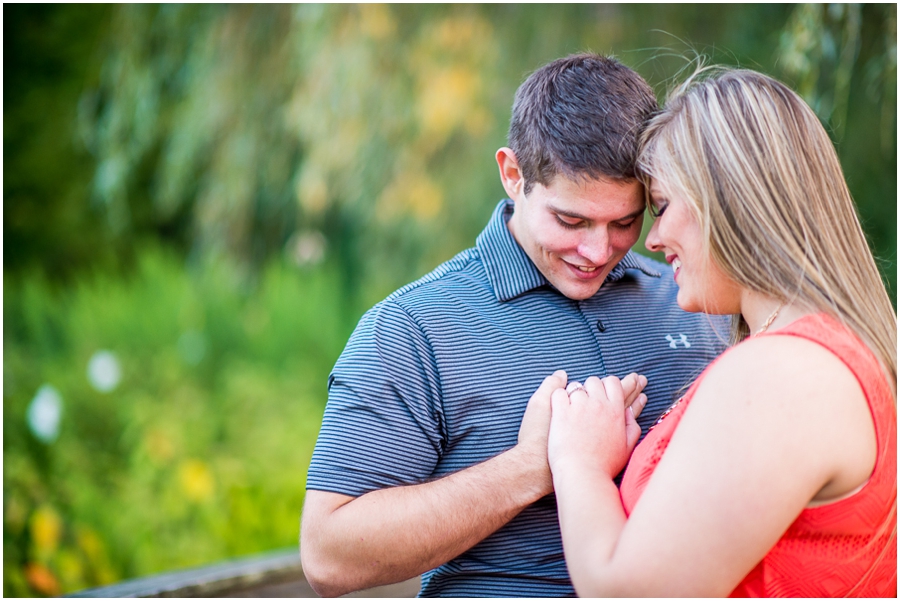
[517,370,648,493]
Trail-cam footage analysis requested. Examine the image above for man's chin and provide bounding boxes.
[556,280,602,301]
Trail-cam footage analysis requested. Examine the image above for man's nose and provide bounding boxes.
[576,229,612,265]
[645,219,663,253]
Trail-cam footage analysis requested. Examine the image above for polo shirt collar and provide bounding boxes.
[476,199,660,302]
[607,249,661,282]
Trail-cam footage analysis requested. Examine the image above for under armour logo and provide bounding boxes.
[665,333,691,349]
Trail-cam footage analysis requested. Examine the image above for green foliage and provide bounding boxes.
[778,4,897,294]
[52,4,897,305]
[4,249,345,595]
[4,4,114,281]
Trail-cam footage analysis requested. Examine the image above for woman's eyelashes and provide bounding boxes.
[650,202,668,218]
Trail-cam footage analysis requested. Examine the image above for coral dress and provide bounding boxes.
[620,313,897,597]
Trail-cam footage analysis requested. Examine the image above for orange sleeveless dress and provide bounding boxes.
[619,313,897,597]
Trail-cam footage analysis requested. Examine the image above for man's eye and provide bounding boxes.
[613,218,637,229]
[555,216,582,229]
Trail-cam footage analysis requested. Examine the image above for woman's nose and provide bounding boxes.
[645,219,663,253]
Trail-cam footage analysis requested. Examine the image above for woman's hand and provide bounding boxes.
[548,374,646,480]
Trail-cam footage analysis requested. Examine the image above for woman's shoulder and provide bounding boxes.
[712,313,883,390]
[684,314,878,502]
[696,313,868,415]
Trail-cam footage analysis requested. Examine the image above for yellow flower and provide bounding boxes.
[179,459,215,502]
[30,506,62,555]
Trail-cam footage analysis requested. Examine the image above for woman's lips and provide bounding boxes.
[664,254,682,279]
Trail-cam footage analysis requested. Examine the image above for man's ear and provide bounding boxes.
[496,147,525,201]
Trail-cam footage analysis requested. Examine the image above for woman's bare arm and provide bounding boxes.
[549,335,877,597]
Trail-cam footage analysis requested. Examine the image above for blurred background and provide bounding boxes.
[4,4,896,596]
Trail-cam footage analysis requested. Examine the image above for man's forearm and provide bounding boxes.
[300,444,550,597]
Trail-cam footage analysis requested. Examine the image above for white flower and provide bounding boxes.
[285,230,327,267]
[27,385,63,444]
[87,350,121,393]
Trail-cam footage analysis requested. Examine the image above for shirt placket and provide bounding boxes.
[577,298,609,379]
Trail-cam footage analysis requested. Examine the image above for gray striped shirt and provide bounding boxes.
[307,199,728,597]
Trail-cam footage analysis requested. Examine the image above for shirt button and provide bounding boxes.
[596,320,606,333]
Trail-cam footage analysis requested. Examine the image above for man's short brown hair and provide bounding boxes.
[508,53,658,194]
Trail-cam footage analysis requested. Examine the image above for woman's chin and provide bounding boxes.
[677,290,738,316]
[676,292,703,314]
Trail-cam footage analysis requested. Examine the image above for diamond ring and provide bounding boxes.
[565,381,587,396]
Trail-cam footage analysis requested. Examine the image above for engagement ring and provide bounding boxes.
[565,381,586,396]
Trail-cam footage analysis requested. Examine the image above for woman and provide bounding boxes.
[531,68,896,596]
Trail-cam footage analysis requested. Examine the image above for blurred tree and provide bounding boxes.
[4,4,114,281]
[778,4,896,295]
[74,5,510,310]
[7,4,895,306]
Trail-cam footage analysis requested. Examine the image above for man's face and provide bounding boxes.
[506,173,645,300]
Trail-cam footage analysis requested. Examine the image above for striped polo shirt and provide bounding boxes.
[307,199,728,597]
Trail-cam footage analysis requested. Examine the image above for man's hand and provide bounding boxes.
[301,370,647,598]
[302,372,571,597]
[620,372,648,419]
[514,371,647,493]
[515,370,568,496]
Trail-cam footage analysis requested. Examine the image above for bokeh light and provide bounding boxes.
[26,385,63,444]
[86,351,122,393]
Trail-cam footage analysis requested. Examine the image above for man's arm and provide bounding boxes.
[300,446,549,596]
[300,371,648,597]
[299,372,563,597]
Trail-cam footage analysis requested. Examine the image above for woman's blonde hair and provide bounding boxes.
[637,64,897,595]
[636,66,897,392]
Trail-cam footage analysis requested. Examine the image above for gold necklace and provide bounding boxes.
[754,302,785,335]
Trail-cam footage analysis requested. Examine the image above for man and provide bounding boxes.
[301,54,727,597]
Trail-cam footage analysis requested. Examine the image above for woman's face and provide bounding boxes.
[644,179,742,314]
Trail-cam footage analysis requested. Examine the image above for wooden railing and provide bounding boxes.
[67,548,420,598]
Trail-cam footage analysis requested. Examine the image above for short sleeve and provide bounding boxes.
[306,299,446,497]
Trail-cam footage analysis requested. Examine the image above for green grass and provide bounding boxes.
[3,247,351,596]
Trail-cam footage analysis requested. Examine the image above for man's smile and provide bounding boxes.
[562,259,606,280]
